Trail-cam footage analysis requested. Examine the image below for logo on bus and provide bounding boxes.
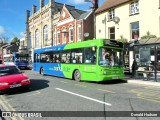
[54,66,62,71]
[53,66,70,72]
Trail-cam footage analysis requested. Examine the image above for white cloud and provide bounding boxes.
[0,26,6,35]
[68,0,85,4]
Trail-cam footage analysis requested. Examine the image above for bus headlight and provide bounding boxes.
[103,70,107,75]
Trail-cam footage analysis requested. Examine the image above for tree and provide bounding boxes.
[11,37,19,43]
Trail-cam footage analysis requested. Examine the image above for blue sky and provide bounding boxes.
[0,0,105,41]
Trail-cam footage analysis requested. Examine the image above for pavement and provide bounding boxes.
[125,74,160,87]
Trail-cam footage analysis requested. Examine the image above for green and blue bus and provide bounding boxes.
[33,39,124,82]
[3,53,30,69]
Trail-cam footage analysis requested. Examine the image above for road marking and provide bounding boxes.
[130,87,160,103]
[137,96,160,103]
[1,98,13,102]
[97,89,115,93]
[75,84,87,87]
[27,91,41,96]
[55,88,112,106]
[0,96,24,120]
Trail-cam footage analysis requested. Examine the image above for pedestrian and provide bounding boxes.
[132,59,137,78]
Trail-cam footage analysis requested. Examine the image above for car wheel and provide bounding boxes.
[74,70,81,82]
[40,68,44,75]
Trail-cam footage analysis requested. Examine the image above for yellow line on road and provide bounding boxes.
[144,86,160,89]
[130,88,160,103]
[1,98,13,103]
[97,89,115,93]
[137,96,160,103]
[130,89,160,94]
[75,84,87,87]
[0,96,24,120]
[27,91,41,96]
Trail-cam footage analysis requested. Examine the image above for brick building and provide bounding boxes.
[26,0,94,61]
[54,4,94,45]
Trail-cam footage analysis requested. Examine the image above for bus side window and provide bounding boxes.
[84,47,96,64]
[52,54,56,63]
[61,51,71,63]
[71,49,83,64]
[46,53,53,63]
[54,53,60,63]
[40,54,46,63]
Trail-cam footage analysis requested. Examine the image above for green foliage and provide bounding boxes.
[116,35,127,43]
[11,37,19,43]
[141,31,156,39]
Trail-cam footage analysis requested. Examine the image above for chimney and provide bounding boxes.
[50,0,54,5]
[32,5,37,14]
[92,0,98,10]
[40,0,44,8]
[26,10,30,21]
[26,10,30,31]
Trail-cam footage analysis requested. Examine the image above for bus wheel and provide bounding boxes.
[40,68,44,75]
[74,70,81,82]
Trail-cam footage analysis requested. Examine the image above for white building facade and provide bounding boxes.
[96,0,160,72]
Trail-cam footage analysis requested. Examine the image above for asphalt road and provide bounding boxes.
[0,70,160,120]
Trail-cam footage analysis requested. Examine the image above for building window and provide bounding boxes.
[57,31,60,44]
[78,26,82,41]
[109,27,115,39]
[43,25,48,46]
[35,29,39,48]
[62,27,67,44]
[108,9,115,21]
[130,1,139,15]
[131,22,139,40]
[69,27,74,43]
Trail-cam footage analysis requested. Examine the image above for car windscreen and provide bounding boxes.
[0,66,21,76]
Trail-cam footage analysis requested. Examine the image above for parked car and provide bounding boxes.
[0,65,30,93]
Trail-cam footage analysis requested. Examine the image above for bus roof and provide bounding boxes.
[34,39,123,54]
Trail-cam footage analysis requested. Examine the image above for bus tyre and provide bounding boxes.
[74,70,81,82]
[40,68,44,76]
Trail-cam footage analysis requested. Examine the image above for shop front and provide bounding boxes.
[134,38,160,82]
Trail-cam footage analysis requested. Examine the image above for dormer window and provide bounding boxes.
[130,1,139,15]
[108,9,115,21]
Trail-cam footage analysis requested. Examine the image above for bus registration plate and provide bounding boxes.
[10,84,21,88]
[112,76,118,79]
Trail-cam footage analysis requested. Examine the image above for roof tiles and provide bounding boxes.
[95,0,131,14]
